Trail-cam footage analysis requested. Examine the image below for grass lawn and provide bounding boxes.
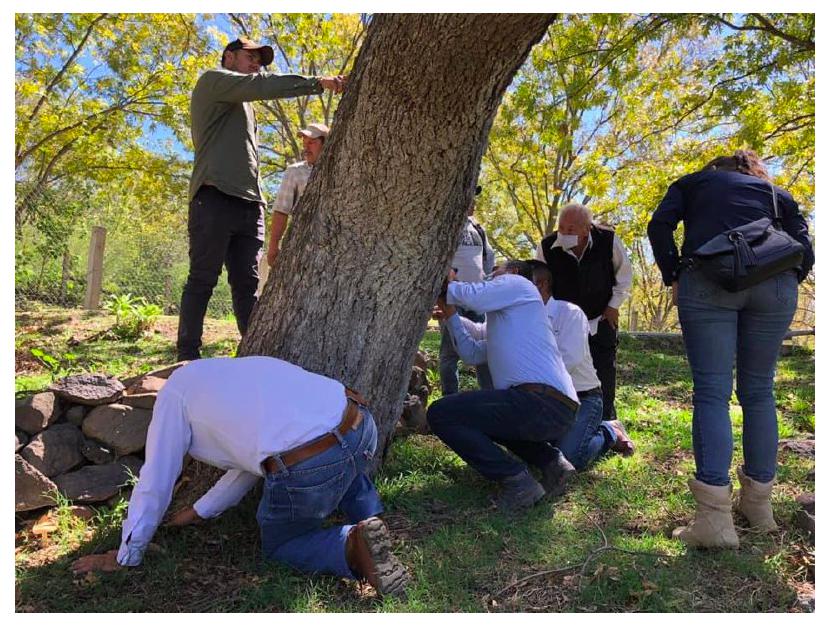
[14,307,815,612]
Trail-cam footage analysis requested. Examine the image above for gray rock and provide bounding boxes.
[80,437,116,465]
[65,404,89,426]
[779,439,815,457]
[121,392,157,410]
[54,456,143,503]
[416,384,431,406]
[49,373,124,406]
[20,424,85,477]
[796,492,815,515]
[409,366,427,394]
[15,429,28,453]
[125,375,166,395]
[413,351,429,372]
[794,493,815,541]
[120,361,188,389]
[82,404,152,456]
[15,455,58,511]
[401,394,428,434]
[15,392,60,434]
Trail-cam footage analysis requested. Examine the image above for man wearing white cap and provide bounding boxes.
[259,123,329,291]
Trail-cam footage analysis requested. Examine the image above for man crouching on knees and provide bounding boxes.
[428,261,579,513]
[70,357,410,598]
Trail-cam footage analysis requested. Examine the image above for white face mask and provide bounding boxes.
[555,233,580,250]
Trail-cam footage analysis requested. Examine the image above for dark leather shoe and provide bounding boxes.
[497,469,546,513]
[607,420,635,457]
[540,448,576,497]
[345,517,410,598]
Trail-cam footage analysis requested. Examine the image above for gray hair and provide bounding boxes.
[558,202,593,227]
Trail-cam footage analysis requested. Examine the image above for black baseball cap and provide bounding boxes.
[223,37,274,66]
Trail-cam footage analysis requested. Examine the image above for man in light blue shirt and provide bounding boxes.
[428,261,578,512]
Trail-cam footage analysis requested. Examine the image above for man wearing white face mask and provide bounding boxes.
[535,203,632,424]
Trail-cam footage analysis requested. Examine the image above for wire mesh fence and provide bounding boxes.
[15,182,815,335]
[15,183,235,318]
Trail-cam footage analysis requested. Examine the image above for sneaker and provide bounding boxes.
[497,469,546,513]
[345,517,410,598]
[540,448,576,497]
[607,420,635,457]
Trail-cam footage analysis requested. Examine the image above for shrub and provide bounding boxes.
[103,293,163,340]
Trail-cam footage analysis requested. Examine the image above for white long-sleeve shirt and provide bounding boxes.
[450,217,494,283]
[534,230,633,335]
[445,274,577,402]
[545,298,601,393]
[117,357,347,567]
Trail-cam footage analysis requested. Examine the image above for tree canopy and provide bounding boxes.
[14,13,814,329]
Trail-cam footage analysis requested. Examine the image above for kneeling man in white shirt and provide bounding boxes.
[70,356,409,598]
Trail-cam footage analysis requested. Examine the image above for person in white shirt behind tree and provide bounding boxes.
[528,260,635,469]
[70,357,410,599]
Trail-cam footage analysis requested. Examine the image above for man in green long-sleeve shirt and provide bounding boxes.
[177,37,344,361]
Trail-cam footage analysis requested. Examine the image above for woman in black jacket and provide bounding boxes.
[647,150,813,548]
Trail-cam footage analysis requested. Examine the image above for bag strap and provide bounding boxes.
[769,181,783,228]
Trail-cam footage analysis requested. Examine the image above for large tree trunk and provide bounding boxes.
[239,14,555,468]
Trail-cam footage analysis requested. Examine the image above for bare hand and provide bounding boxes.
[433,298,456,321]
[71,550,121,576]
[602,306,619,329]
[267,245,279,267]
[319,75,346,93]
[671,281,678,307]
[166,506,204,527]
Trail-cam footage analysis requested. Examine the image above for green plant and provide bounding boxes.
[29,348,79,381]
[103,293,162,340]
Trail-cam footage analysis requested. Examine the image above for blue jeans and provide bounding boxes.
[256,408,383,578]
[427,387,576,480]
[557,391,614,471]
[439,308,493,394]
[678,268,798,486]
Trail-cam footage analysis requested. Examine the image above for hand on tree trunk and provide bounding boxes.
[319,76,347,93]
[267,245,279,267]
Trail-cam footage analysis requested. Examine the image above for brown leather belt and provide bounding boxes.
[513,383,579,413]
[262,388,367,474]
[577,386,602,400]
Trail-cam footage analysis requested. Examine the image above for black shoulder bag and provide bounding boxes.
[692,182,804,292]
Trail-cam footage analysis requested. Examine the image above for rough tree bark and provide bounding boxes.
[239,14,555,468]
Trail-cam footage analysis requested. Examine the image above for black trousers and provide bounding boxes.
[588,318,619,421]
[176,186,264,361]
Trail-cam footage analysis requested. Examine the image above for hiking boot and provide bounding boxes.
[672,478,739,549]
[540,448,576,497]
[607,420,635,457]
[497,469,546,513]
[736,466,777,532]
[345,517,410,598]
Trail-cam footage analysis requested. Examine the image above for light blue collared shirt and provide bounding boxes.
[446,274,578,402]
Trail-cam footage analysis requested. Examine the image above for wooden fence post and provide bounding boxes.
[83,226,106,310]
[629,309,638,332]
